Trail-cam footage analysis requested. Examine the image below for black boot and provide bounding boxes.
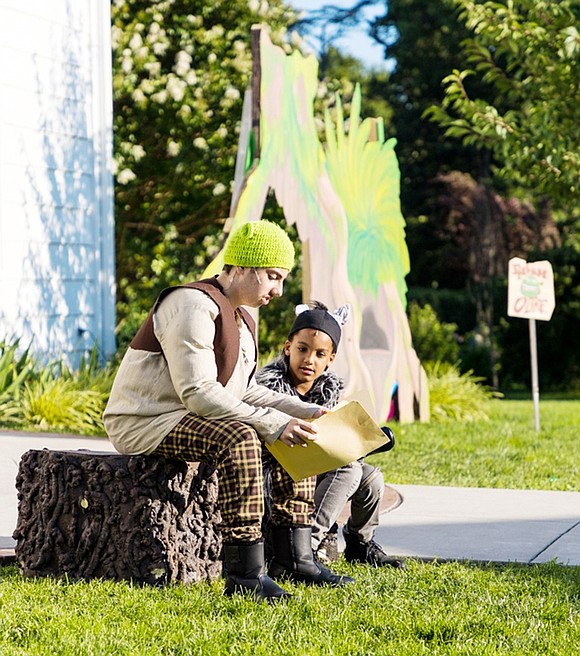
[343,528,406,569]
[223,541,292,602]
[268,526,355,586]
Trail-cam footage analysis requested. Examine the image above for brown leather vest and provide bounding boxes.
[129,277,257,386]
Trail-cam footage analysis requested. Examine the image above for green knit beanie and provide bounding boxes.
[223,220,295,271]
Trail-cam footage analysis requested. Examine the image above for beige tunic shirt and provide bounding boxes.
[103,288,320,455]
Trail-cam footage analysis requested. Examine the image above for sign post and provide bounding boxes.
[507,258,555,432]
[528,318,540,432]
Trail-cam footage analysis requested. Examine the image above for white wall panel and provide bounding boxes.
[0,0,115,366]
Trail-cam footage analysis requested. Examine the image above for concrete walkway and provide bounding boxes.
[2,430,579,566]
[373,484,580,566]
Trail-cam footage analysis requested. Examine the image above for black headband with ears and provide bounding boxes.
[288,304,350,350]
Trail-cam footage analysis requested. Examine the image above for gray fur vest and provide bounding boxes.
[256,354,343,408]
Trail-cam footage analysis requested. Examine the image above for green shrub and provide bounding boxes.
[0,395,22,426]
[21,376,107,436]
[0,337,114,435]
[407,286,477,332]
[62,345,117,396]
[0,337,37,394]
[408,301,459,365]
[426,361,501,422]
[0,338,39,427]
[458,324,496,383]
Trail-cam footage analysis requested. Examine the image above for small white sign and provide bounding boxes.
[507,258,555,321]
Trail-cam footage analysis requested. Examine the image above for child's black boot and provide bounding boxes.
[343,527,406,568]
[268,525,354,586]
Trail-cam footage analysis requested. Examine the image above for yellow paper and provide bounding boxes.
[266,401,391,482]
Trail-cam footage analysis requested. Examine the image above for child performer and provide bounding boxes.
[257,302,405,568]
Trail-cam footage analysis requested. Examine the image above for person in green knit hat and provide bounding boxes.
[104,220,353,602]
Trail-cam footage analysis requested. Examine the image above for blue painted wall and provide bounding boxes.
[0,0,115,366]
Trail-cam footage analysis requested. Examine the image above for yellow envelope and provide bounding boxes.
[266,401,391,482]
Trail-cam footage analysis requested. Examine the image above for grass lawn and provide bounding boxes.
[0,399,578,654]
[0,560,578,655]
[371,399,580,491]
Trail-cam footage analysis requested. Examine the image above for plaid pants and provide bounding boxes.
[153,414,316,543]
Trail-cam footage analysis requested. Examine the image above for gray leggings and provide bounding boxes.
[311,460,384,549]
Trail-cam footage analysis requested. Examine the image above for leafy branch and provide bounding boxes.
[423,0,579,210]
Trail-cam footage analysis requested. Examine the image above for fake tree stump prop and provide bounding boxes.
[13,450,222,585]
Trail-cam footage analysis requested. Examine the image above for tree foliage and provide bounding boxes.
[108,0,579,391]
[370,0,483,216]
[111,0,299,344]
[408,302,460,365]
[315,46,394,134]
[427,171,561,287]
[424,0,580,213]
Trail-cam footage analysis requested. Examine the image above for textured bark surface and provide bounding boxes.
[13,449,222,585]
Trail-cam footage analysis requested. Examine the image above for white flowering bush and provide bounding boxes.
[111,0,300,347]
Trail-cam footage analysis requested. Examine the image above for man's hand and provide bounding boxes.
[279,418,319,447]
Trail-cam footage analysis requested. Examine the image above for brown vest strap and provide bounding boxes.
[129,277,257,386]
